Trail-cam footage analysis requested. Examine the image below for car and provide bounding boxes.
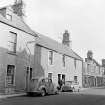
[27,77,59,96]
[61,81,80,92]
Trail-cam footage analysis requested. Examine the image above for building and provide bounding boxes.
[83,50,104,87]
[102,59,105,85]
[0,4,37,94]
[0,2,83,94]
[30,30,83,89]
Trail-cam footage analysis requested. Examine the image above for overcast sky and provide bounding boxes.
[0,0,105,64]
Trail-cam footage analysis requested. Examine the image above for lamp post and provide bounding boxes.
[25,40,36,91]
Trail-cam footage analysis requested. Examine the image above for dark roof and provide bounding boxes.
[0,13,37,37]
[35,33,83,61]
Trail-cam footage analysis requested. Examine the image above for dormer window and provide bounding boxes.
[6,14,12,21]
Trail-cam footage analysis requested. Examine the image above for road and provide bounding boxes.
[0,87,105,105]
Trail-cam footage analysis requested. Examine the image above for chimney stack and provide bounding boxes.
[62,30,72,48]
[87,50,93,60]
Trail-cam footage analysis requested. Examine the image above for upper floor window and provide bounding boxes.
[48,51,53,65]
[74,59,76,69]
[62,55,65,67]
[6,14,12,21]
[8,31,17,53]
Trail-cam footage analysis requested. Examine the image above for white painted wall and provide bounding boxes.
[0,20,35,92]
[40,47,83,87]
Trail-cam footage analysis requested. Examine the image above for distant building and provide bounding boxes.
[102,59,105,85]
[83,51,104,87]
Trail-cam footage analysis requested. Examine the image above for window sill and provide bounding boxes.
[7,51,17,56]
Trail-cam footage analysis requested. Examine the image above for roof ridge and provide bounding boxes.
[35,34,83,60]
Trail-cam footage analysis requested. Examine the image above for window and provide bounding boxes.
[49,51,53,65]
[74,76,77,82]
[7,65,15,85]
[48,73,52,80]
[62,55,65,67]
[30,68,32,80]
[8,31,17,53]
[62,74,65,84]
[6,14,12,21]
[27,67,32,80]
[74,59,76,69]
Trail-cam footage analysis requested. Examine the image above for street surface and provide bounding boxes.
[0,87,105,105]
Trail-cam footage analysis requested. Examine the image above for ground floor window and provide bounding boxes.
[62,74,65,84]
[48,73,52,80]
[7,65,15,85]
[27,67,33,80]
[74,76,77,82]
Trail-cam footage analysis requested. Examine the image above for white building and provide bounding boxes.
[0,2,83,94]
[32,31,83,88]
[0,5,37,94]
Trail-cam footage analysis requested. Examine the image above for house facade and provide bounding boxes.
[0,5,37,94]
[32,31,83,88]
[83,50,104,87]
[0,3,83,94]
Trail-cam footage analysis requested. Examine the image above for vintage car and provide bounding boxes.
[27,77,59,96]
[61,81,80,92]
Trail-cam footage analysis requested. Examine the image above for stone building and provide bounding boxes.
[0,3,83,94]
[0,4,37,94]
[83,50,104,87]
[30,30,83,89]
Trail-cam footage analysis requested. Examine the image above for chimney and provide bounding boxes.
[87,50,93,60]
[62,30,72,48]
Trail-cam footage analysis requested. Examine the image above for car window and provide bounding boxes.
[45,79,49,82]
[65,82,71,85]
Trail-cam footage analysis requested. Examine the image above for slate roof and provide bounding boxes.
[35,33,83,61]
[0,13,37,37]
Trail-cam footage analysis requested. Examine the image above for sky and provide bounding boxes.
[0,0,105,64]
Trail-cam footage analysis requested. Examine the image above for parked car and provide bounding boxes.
[27,77,59,96]
[61,81,80,92]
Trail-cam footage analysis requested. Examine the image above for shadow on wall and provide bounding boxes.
[15,49,28,92]
[34,60,45,78]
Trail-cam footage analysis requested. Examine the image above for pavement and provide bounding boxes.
[0,93,26,99]
[0,87,101,99]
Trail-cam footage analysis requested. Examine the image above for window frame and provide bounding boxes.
[6,65,15,85]
[48,50,53,65]
[62,55,66,67]
[6,14,12,21]
[74,76,77,82]
[8,31,17,54]
[74,58,76,69]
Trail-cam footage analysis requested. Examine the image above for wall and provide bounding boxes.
[40,46,83,87]
[0,21,35,93]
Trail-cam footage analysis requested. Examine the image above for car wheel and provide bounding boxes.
[55,88,59,94]
[41,89,46,96]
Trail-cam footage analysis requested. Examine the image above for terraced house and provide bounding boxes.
[0,3,37,94]
[33,30,83,89]
[83,50,104,87]
[0,2,83,95]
